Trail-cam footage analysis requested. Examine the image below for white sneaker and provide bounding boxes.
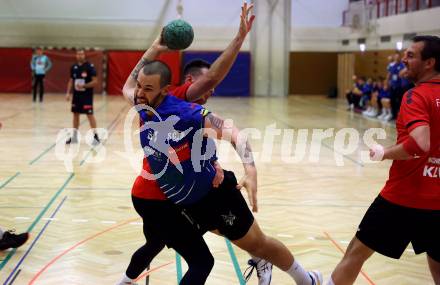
[362,108,370,116]
[309,270,323,285]
[383,113,393,122]
[244,258,273,285]
[377,111,386,120]
[368,109,378,117]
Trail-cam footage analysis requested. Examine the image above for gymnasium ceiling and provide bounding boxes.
[0,0,349,28]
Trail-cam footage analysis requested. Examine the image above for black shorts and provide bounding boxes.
[356,195,440,261]
[131,197,206,249]
[185,170,255,241]
[72,93,93,114]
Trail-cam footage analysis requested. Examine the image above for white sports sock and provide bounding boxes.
[286,259,312,285]
[116,273,134,285]
[326,276,336,285]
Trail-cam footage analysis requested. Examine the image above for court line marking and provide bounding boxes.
[79,105,126,166]
[134,261,174,283]
[28,217,139,284]
[0,105,130,271]
[0,101,106,196]
[273,117,364,167]
[7,268,21,285]
[0,106,34,122]
[0,174,74,271]
[0,207,42,209]
[225,238,246,285]
[323,231,376,285]
[0,172,21,190]
[28,102,107,165]
[2,196,68,285]
[175,253,183,284]
[291,96,397,133]
[1,102,129,278]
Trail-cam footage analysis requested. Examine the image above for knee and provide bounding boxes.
[343,239,372,264]
[243,235,269,258]
[188,251,214,275]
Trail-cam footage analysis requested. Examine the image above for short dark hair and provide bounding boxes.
[142,60,171,88]
[182,59,211,79]
[413,35,440,72]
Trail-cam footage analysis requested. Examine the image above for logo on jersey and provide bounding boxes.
[423,165,440,178]
[221,211,236,226]
[138,109,193,174]
[200,108,210,117]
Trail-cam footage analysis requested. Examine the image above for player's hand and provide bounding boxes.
[151,29,170,53]
[212,161,224,188]
[370,144,385,161]
[65,93,72,101]
[237,169,258,212]
[237,1,255,40]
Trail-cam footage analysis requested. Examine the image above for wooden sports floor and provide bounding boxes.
[0,93,434,285]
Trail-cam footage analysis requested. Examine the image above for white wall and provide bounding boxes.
[0,0,244,49]
[292,0,348,27]
[0,1,439,51]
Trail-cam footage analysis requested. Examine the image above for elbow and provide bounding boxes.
[420,141,430,153]
[204,74,218,89]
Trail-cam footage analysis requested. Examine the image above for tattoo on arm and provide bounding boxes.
[131,58,149,80]
[209,113,255,166]
[206,113,224,130]
[241,141,255,166]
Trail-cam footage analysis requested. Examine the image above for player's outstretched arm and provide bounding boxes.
[370,125,430,161]
[204,112,258,212]
[122,32,169,104]
[185,2,255,102]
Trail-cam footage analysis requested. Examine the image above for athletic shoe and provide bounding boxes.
[377,111,386,120]
[362,108,371,116]
[0,230,29,250]
[66,136,78,144]
[244,258,273,285]
[92,134,100,146]
[368,109,378,117]
[383,113,393,122]
[309,270,323,285]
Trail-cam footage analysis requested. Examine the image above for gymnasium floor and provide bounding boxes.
[0,93,433,285]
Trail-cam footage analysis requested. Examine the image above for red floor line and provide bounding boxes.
[323,231,376,285]
[135,261,174,282]
[29,217,139,284]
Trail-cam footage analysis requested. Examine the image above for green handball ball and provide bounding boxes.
[163,19,194,50]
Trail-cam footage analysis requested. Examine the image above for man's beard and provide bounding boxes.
[135,91,163,107]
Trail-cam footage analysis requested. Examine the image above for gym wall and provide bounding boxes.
[106,51,182,96]
[289,52,338,95]
[0,48,32,93]
[183,51,251,97]
[354,50,398,79]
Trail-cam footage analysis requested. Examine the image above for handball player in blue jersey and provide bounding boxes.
[117,58,322,285]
